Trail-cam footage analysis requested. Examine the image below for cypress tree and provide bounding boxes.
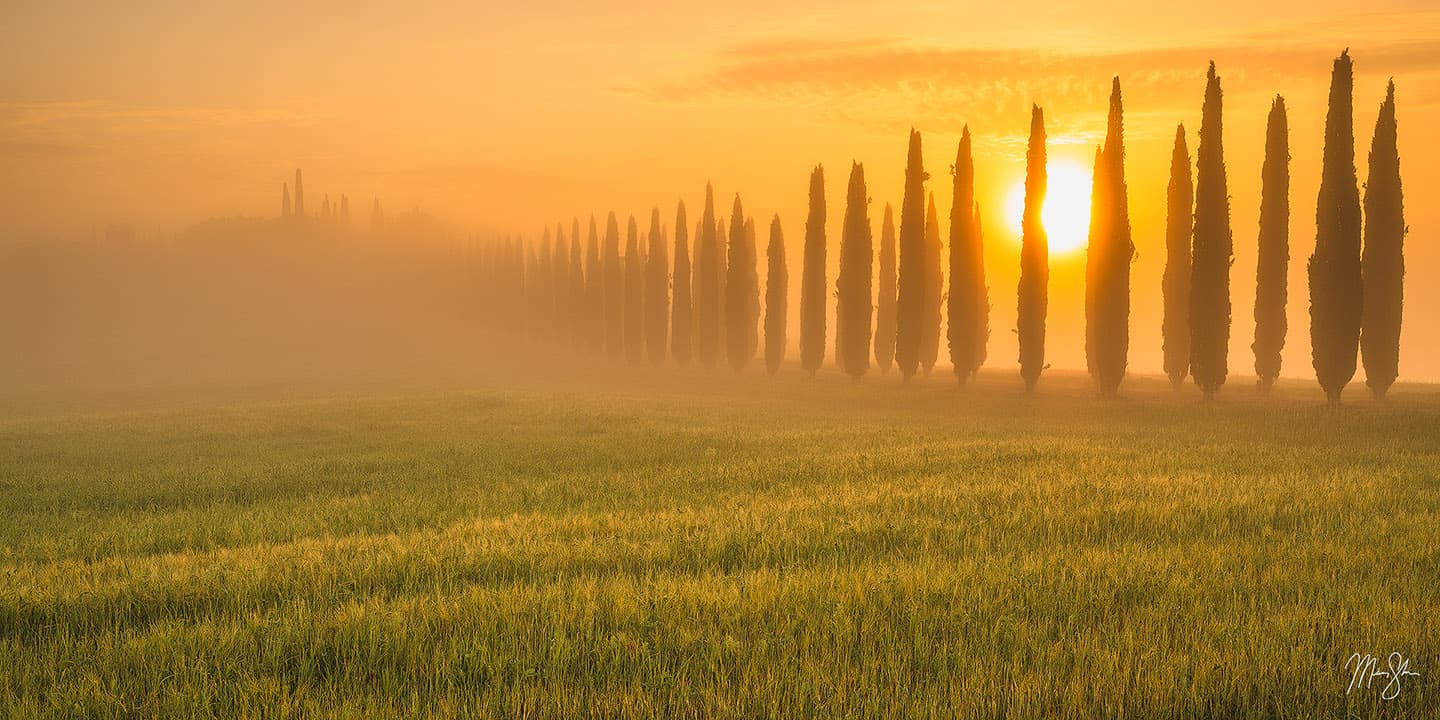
[745,219,760,363]
[672,202,693,366]
[948,127,981,384]
[553,224,568,345]
[538,228,554,343]
[972,204,989,373]
[525,240,539,340]
[645,208,669,367]
[281,183,291,218]
[1162,125,1194,389]
[339,195,350,227]
[837,162,873,379]
[1309,50,1363,405]
[1095,77,1134,397]
[603,212,625,358]
[1085,144,1108,385]
[1253,96,1290,392]
[696,185,720,369]
[765,216,787,375]
[1361,80,1405,400]
[874,204,897,374]
[920,192,943,375]
[716,217,728,359]
[1191,62,1232,399]
[294,169,305,217]
[1018,106,1049,392]
[625,215,645,363]
[586,216,605,355]
[570,219,585,353]
[799,167,826,377]
[895,130,929,383]
[725,197,759,371]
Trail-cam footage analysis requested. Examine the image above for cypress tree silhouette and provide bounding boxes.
[1253,96,1290,393]
[1018,106,1049,393]
[1163,125,1193,389]
[294,169,305,217]
[525,240,539,340]
[671,202,693,366]
[586,216,605,355]
[765,215,787,375]
[920,192,943,375]
[603,212,625,359]
[895,130,929,383]
[716,216,728,362]
[1191,62,1233,400]
[725,197,759,371]
[838,161,873,380]
[645,208,669,367]
[625,215,645,364]
[321,195,332,222]
[744,218,759,363]
[538,228,554,343]
[972,204,989,374]
[1093,77,1134,398]
[798,167,827,377]
[281,183,291,218]
[696,185,720,369]
[1085,144,1108,385]
[1309,50,1363,405]
[874,204,897,374]
[948,127,981,385]
[1361,80,1405,400]
[570,218,585,352]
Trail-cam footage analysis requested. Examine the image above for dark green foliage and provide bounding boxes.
[765,216,787,376]
[570,219,585,353]
[646,208,669,367]
[920,192,943,376]
[1308,50,1363,405]
[873,204,897,374]
[800,166,827,377]
[837,162,873,379]
[1253,96,1290,392]
[603,213,624,359]
[947,127,983,384]
[1361,80,1405,400]
[895,130,929,383]
[1087,77,1134,398]
[1191,62,1232,399]
[696,185,720,369]
[725,198,759,371]
[1018,107,1049,392]
[1162,126,1193,389]
[671,202,693,366]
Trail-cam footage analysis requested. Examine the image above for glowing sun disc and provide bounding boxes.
[1004,161,1094,253]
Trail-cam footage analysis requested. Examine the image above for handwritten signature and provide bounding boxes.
[1345,652,1420,700]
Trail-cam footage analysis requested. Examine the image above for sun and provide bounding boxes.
[1004,161,1093,253]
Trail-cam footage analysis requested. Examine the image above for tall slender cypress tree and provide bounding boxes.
[874,204,897,374]
[1361,80,1405,400]
[538,229,554,344]
[725,197,758,371]
[1018,106,1049,392]
[294,169,305,217]
[672,202,693,366]
[1253,96,1290,392]
[554,224,569,345]
[920,192,943,375]
[281,183,291,218]
[625,216,644,363]
[744,218,760,363]
[570,219,585,353]
[1085,144,1108,385]
[696,185,720,369]
[837,162,873,379]
[586,217,604,354]
[765,216,788,376]
[972,204,989,374]
[1096,77,1133,397]
[1163,126,1193,389]
[948,127,981,385]
[800,166,827,377]
[1191,62,1232,399]
[646,208,669,367]
[1309,50,1363,405]
[895,130,929,383]
[716,217,728,359]
[603,212,624,358]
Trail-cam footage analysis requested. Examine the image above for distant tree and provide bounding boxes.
[586,216,605,355]
[552,224,568,345]
[725,197,759,371]
[837,162,873,379]
[800,167,827,377]
[874,204,897,374]
[281,183,291,218]
[895,130,929,383]
[1091,77,1134,398]
[625,215,645,363]
[321,195,332,223]
[765,216,788,376]
[538,228,555,343]
[1085,144,1107,385]
[1191,62,1233,400]
[1309,50,1363,405]
[1253,96,1290,393]
[294,169,305,217]
[339,195,350,227]
[569,218,585,352]
[604,212,625,359]
[370,199,384,232]
[716,216,729,362]
[671,202,693,366]
[696,185,720,369]
[525,239,540,340]
[1361,80,1405,400]
[645,208,669,367]
[1162,125,1193,389]
[1018,107,1049,392]
[947,127,983,384]
[919,193,943,375]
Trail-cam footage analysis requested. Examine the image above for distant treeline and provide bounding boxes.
[478,51,1406,403]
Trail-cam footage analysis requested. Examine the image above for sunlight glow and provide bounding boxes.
[1004,161,1094,253]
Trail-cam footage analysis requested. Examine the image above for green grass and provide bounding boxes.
[1,369,1437,718]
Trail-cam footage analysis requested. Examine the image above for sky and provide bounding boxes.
[2,1,1436,381]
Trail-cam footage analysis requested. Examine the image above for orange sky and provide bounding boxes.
[2,1,1436,381]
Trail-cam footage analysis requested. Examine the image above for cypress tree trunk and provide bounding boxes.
[570,219,585,354]
[873,204,897,374]
[625,215,644,364]
[1018,107,1049,393]
[1309,50,1363,405]
[1191,62,1232,400]
[671,202,693,366]
[920,192,943,376]
[586,217,604,355]
[1163,126,1193,389]
[1097,77,1133,398]
[838,161,873,380]
[947,127,979,385]
[645,208,669,367]
[554,224,569,346]
[1361,80,1404,400]
[972,204,989,375]
[800,167,827,377]
[765,216,788,376]
[1253,96,1290,392]
[895,130,929,383]
[603,212,625,359]
[696,185,720,369]
[725,197,758,371]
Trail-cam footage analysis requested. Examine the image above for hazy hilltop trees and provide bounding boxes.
[895,130,930,383]
[800,166,827,377]
[1163,125,1194,389]
[569,219,585,352]
[1018,106,1049,393]
[837,162,873,380]
[716,217,729,359]
[874,204,898,374]
[725,197,760,371]
[920,192,944,376]
[1253,96,1290,392]
[696,185,721,369]
[626,216,645,363]
[538,229,554,342]
[672,202,693,366]
[1191,62,1233,400]
[948,127,986,385]
[1309,50,1363,405]
[1361,79,1405,400]
[765,216,788,375]
[645,208,669,367]
[1086,77,1135,397]
[603,213,624,358]
[554,224,569,345]
[586,217,605,354]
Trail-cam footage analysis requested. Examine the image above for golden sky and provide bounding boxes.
[2,1,1436,381]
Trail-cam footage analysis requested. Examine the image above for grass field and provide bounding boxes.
[1,368,1437,718]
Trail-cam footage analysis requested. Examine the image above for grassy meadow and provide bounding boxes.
[1,367,1437,718]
